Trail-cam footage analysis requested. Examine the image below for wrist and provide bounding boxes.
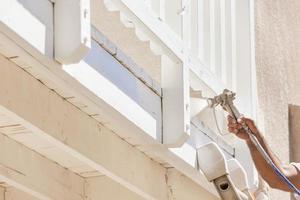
[246,132,264,146]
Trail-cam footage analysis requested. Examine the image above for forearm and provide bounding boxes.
[246,133,292,191]
[228,116,299,191]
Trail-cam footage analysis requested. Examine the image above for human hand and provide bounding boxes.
[227,115,260,141]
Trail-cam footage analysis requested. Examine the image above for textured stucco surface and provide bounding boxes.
[255,1,300,199]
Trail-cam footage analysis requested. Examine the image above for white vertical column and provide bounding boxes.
[161,55,190,147]
[189,0,199,57]
[144,0,151,8]
[150,0,161,16]
[231,0,252,116]
[210,0,222,78]
[198,0,211,67]
[159,0,166,21]
[182,0,191,49]
[220,0,233,87]
[164,0,183,38]
[209,0,216,72]
[231,0,237,92]
[55,0,91,64]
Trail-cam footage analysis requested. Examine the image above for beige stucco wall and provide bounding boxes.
[255,1,300,199]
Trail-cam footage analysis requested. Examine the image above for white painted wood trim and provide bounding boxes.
[106,0,226,94]
[91,26,162,96]
[0,0,54,57]
[54,0,91,64]
[63,60,158,141]
[161,55,190,147]
[0,17,219,198]
[0,28,161,147]
[0,52,218,198]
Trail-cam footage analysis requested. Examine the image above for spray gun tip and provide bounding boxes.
[207,98,215,107]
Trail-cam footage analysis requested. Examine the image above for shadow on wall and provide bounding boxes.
[289,105,300,164]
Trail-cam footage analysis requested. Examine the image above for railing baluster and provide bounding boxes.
[164,0,183,38]
[220,0,233,88]
[231,0,252,115]
[182,0,191,50]
[210,0,216,72]
[189,0,198,56]
[150,0,161,17]
[210,0,222,78]
[120,0,252,100]
[198,0,211,67]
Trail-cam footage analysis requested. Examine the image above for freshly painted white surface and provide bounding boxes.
[227,159,249,191]
[161,55,190,147]
[63,61,157,140]
[0,0,258,198]
[64,39,161,141]
[170,143,197,167]
[0,30,218,197]
[0,0,53,57]
[197,142,228,182]
[54,0,91,64]
[0,55,166,200]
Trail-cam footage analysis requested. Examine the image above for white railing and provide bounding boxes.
[108,0,254,115]
[145,0,252,93]
[104,0,255,145]
[103,0,258,188]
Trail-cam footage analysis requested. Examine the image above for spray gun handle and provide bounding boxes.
[222,102,242,122]
[224,102,254,136]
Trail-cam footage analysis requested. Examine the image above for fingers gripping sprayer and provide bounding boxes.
[208,89,300,196]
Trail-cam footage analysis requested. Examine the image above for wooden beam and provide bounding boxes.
[0,133,85,200]
[0,128,166,200]
[0,7,217,197]
[85,176,144,200]
[0,54,168,200]
[166,168,219,200]
[0,51,218,200]
[5,187,39,200]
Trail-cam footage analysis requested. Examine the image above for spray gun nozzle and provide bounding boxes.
[209,89,241,120]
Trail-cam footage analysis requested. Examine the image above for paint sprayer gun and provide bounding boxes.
[207,89,300,197]
[207,89,241,121]
[196,89,254,200]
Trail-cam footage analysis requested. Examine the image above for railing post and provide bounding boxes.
[161,55,190,147]
[198,0,211,68]
[164,0,183,38]
[220,0,233,87]
[54,0,91,64]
